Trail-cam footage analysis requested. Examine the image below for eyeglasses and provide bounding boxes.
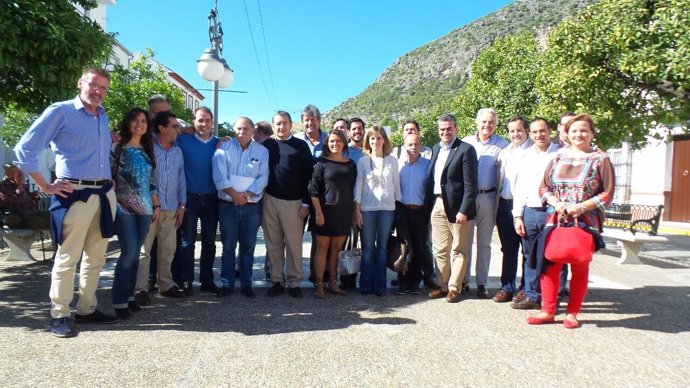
[85,81,108,93]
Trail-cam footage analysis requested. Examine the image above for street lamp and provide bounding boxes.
[197,0,234,134]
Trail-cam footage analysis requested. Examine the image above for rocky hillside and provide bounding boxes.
[325,0,594,125]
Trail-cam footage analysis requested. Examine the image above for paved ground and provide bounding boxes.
[1,229,689,387]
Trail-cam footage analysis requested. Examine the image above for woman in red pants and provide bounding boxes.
[528,113,615,329]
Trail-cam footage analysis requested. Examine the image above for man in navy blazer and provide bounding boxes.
[425,114,478,303]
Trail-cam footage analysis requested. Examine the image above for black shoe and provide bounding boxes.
[267,282,284,297]
[391,278,399,287]
[200,282,219,293]
[114,308,131,320]
[240,287,256,298]
[408,287,421,295]
[288,287,303,298]
[50,317,75,338]
[216,285,233,298]
[147,280,157,293]
[393,288,409,296]
[74,310,119,324]
[462,283,470,293]
[265,272,271,281]
[476,285,489,299]
[134,291,151,306]
[128,301,142,312]
[511,298,541,310]
[180,282,194,296]
[160,287,186,298]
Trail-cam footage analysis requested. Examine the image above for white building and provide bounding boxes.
[608,129,690,223]
[1,0,203,184]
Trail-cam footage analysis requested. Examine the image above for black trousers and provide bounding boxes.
[395,205,433,289]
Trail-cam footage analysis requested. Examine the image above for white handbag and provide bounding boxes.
[338,228,361,275]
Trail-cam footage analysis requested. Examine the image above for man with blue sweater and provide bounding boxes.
[171,107,220,295]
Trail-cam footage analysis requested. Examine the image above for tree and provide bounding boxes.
[0,0,113,113]
[449,31,543,138]
[105,50,193,128]
[536,0,690,150]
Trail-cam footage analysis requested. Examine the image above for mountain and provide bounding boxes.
[324,0,594,125]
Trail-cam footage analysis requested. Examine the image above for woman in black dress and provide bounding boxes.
[308,129,357,299]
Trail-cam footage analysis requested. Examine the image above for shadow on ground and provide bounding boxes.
[0,259,421,337]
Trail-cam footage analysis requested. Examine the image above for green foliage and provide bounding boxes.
[0,0,112,113]
[105,50,193,128]
[450,31,543,138]
[536,0,690,149]
[0,104,37,148]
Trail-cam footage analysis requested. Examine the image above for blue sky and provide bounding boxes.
[107,0,512,125]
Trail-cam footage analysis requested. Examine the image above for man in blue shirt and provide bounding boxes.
[212,117,269,298]
[14,67,119,337]
[394,133,432,294]
[171,107,220,295]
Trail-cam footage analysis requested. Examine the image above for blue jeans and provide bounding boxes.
[522,207,568,302]
[112,211,151,308]
[360,210,395,294]
[218,201,261,289]
[496,198,523,292]
[172,193,218,285]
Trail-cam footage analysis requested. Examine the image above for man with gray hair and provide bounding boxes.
[461,108,509,298]
[295,104,327,160]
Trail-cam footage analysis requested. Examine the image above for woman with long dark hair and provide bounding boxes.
[111,108,159,320]
[308,129,357,299]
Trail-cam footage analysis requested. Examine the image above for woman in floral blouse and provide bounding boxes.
[111,108,159,320]
[529,113,615,329]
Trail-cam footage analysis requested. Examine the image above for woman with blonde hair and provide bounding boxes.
[354,126,401,296]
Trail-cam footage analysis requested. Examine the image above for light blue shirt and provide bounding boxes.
[399,156,430,206]
[462,133,509,190]
[295,130,327,160]
[348,143,364,163]
[14,96,112,179]
[212,138,269,203]
[153,140,186,211]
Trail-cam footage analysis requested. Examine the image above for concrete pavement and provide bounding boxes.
[0,230,688,386]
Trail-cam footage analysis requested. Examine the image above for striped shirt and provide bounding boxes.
[153,140,186,211]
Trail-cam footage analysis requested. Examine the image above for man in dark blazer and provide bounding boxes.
[424,114,478,303]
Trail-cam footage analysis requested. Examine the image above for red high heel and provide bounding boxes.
[526,315,555,325]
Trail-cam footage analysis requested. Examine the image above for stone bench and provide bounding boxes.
[1,227,40,262]
[601,229,668,265]
[603,203,666,265]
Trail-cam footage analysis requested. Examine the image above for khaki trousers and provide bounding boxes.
[49,186,116,318]
[136,210,178,293]
[430,197,474,292]
[262,193,304,288]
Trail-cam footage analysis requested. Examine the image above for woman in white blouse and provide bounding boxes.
[354,126,401,296]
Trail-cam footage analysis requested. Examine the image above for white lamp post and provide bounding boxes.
[196,0,234,134]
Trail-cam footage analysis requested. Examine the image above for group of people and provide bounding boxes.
[11,67,614,338]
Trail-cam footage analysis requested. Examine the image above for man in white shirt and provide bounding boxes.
[510,117,559,309]
[425,114,478,303]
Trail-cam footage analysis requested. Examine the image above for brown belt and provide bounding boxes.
[406,204,422,210]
